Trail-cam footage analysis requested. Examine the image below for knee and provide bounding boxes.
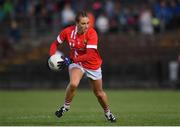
[94,91,105,99]
[69,82,79,91]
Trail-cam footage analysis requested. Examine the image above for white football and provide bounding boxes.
[48,52,64,71]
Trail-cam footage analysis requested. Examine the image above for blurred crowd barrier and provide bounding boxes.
[0,31,180,89]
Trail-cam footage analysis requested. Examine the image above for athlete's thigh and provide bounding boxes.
[69,67,84,85]
[89,78,103,92]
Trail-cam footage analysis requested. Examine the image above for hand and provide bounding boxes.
[57,56,72,70]
[61,56,72,66]
[57,61,66,70]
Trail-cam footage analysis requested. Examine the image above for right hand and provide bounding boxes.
[57,61,66,70]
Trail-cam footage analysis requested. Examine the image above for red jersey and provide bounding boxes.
[56,25,102,70]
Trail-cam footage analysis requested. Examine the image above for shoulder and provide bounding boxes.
[87,27,98,36]
[87,27,97,34]
[86,27,98,42]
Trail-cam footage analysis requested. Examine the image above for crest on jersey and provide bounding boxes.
[83,40,87,45]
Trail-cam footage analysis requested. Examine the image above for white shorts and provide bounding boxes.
[69,63,102,80]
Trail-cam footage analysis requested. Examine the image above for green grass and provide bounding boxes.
[0,89,180,126]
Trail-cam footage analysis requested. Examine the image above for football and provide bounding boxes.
[48,52,64,71]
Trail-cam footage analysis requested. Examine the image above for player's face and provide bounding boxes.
[77,17,89,34]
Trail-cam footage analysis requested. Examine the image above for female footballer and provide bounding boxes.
[49,11,116,122]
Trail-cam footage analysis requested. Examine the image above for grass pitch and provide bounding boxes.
[0,89,180,126]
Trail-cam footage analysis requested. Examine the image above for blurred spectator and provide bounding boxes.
[3,0,13,18]
[27,1,35,17]
[105,0,115,20]
[13,0,27,20]
[61,3,75,28]
[92,0,103,18]
[95,13,109,34]
[109,18,119,33]
[153,0,173,32]
[169,0,180,16]
[8,20,21,44]
[120,5,139,33]
[169,60,179,88]
[109,0,121,33]
[71,0,87,12]
[40,6,53,29]
[118,7,129,32]
[151,15,160,33]
[139,6,154,35]
[167,0,180,30]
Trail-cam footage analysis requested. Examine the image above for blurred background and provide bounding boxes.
[0,0,180,90]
